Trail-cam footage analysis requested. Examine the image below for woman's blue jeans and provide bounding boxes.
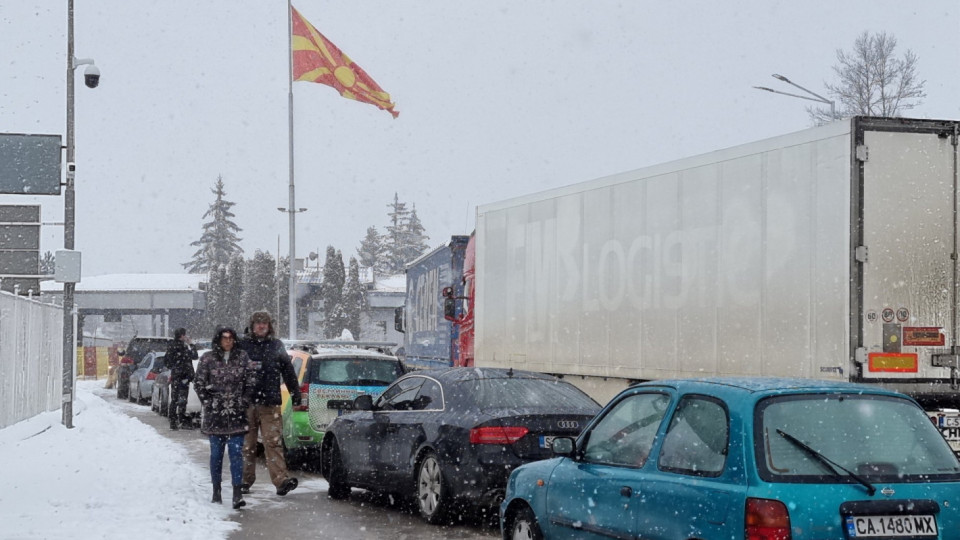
[209,434,244,486]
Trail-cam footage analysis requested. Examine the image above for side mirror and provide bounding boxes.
[353,394,374,411]
[443,297,457,322]
[551,437,576,458]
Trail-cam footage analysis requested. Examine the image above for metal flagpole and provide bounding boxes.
[286,0,297,339]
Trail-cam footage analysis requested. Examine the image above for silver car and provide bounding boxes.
[150,354,205,424]
[128,352,165,405]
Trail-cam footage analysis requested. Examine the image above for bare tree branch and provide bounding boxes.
[811,31,925,125]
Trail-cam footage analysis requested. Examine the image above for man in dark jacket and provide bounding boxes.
[166,328,198,430]
[237,311,302,496]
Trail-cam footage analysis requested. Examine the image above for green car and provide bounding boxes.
[281,346,405,468]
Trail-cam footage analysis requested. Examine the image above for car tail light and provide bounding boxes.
[120,356,134,365]
[146,371,157,381]
[293,382,309,412]
[745,498,791,540]
[469,426,529,445]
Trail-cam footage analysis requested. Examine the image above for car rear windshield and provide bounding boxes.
[454,377,599,410]
[128,339,170,358]
[756,393,960,483]
[307,358,402,386]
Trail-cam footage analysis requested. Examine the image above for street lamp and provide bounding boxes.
[754,73,837,120]
[63,0,99,428]
[277,206,307,339]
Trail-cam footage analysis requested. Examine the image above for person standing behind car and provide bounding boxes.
[195,327,257,509]
[237,311,302,497]
[165,328,198,430]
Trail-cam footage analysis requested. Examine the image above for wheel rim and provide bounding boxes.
[512,518,534,540]
[417,457,442,516]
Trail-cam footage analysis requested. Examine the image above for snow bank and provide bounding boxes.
[0,380,238,539]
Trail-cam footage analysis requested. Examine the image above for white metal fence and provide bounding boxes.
[0,291,63,429]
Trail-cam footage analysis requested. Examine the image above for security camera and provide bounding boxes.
[84,65,100,88]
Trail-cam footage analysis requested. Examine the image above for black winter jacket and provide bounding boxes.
[195,348,256,436]
[237,337,301,407]
[164,340,198,384]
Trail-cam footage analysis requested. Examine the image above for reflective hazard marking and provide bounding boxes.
[868,353,918,373]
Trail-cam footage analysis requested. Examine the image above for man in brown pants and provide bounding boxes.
[237,311,302,496]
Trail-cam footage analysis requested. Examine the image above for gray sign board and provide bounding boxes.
[0,205,40,222]
[0,251,39,274]
[0,133,62,195]
[0,224,40,250]
[0,277,40,295]
[0,204,41,296]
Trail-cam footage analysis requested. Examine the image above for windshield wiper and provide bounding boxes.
[776,429,876,496]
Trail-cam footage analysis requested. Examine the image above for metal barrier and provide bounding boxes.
[0,291,63,429]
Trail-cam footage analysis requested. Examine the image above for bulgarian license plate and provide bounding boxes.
[539,436,555,449]
[846,515,937,537]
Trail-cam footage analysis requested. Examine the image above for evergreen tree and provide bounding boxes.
[343,257,364,339]
[242,250,277,327]
[401,205,430,264]
[224,254,245,332]
[276,256,290,338]
[321,246,346,338]
[383,192,411,274]
[39,251,55,279]
[203,264,228,336]
[183,176,244,274]
[357,226,385,272]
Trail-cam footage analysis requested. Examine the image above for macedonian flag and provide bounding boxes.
[291,7,398,118]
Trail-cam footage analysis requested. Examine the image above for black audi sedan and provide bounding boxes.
[320,367,601,524]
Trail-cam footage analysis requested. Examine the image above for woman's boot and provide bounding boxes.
[212,483,222,503]
[232,486,246,509]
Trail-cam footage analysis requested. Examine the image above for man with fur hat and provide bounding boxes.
[237,311,302,496]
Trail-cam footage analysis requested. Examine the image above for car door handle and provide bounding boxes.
[620,486,632,498]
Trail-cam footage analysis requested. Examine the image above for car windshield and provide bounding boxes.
[756,393,960,482]
[307,358,402,386]
[454,377,599,410]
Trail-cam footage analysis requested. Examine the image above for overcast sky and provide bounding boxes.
[1,1,958,277]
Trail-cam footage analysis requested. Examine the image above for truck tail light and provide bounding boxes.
[120,356,134,365]
[293,382,309,412]
[469,426,529,445]
[746,498,791,540]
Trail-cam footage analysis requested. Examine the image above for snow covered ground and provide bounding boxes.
[0,380,239,540]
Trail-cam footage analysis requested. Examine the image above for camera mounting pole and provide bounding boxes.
[63,0,97,428]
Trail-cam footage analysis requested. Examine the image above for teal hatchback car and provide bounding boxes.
[501,378,960,540]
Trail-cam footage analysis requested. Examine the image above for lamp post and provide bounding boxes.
[64,0,99,428]
[277,206,306,339]
[754,73,837,120]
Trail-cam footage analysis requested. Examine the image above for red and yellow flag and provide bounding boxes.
[291,7,398,118]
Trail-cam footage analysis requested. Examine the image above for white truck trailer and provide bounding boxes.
[474,117,960,449]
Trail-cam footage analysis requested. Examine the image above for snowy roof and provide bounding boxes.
[371,274,405,292]
[41,273,205,293]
